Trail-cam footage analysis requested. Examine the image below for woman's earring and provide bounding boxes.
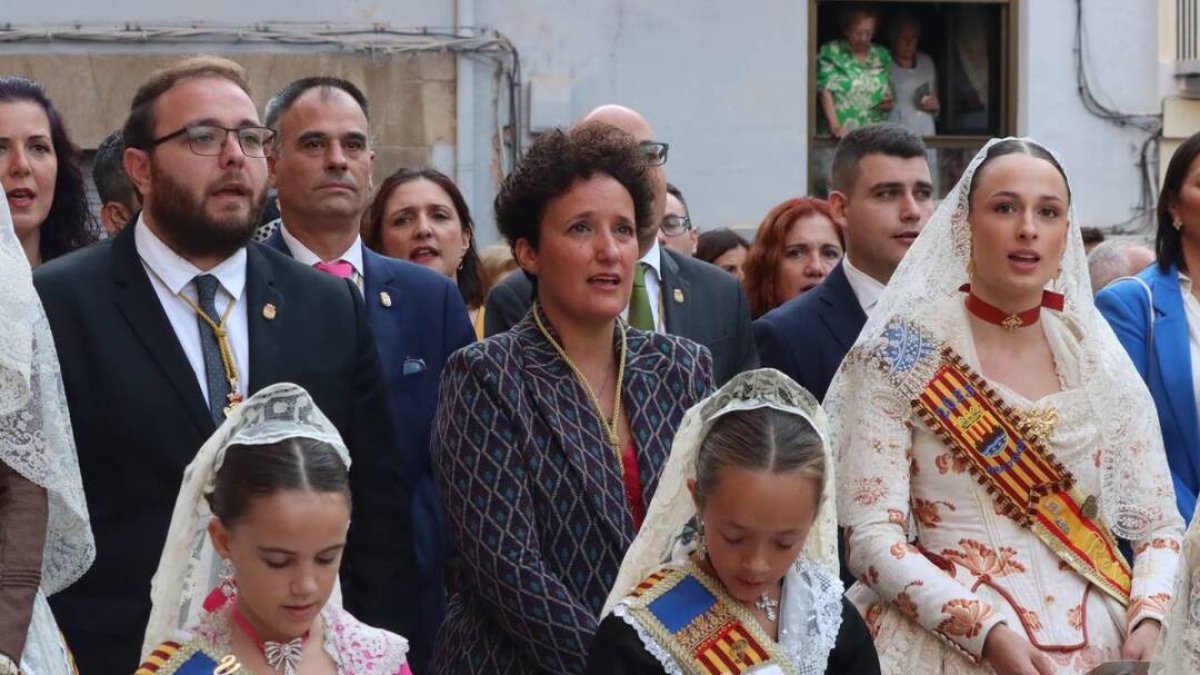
[1175,217,1185,232]
[219,558,236,600]
[696,518,708,559]
[966,257,975,279]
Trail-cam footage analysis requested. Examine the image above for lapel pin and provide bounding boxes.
[262,303,277,320]
[673,289,684,303]
[380,291,393,308]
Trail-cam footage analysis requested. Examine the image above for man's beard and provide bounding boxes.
[147,162,266,261]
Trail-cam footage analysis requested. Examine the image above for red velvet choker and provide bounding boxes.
[232,603,310,675]
[959,283,1065,331]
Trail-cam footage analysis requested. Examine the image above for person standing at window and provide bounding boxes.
[818,6,895,139]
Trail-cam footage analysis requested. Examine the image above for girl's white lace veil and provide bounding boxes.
[0,185,94,597]
[825,137,1177,543]
[604,369,837,614]
[603,369,841,674]
[141,382,351,657]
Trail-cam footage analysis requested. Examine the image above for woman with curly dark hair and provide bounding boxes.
[0,77,98,266]
[743,197,842,318]
[362,168,486,337]
[429,122,714,674]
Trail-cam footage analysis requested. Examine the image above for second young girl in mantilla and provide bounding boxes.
[589,369,878,675]
[137,383,411,675]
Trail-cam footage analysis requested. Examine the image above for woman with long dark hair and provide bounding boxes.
[0,77,98,266]
[362,168,486,338]
[1097,130,1200,523]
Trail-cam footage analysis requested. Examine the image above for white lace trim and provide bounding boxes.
[779,558,843,675]
[612,604,687,675]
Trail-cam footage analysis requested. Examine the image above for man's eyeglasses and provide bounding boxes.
[639,140,669,167]
[149,124,277,159]
[660,214,692,237]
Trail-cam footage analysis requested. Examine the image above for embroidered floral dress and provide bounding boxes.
[817,40,894,133]
[136,604,411,675]
[835,298,1181,674]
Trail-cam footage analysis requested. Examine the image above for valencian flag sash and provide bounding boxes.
[136,641,245,675]
[913,347,1131,605]
[622,564,798,675]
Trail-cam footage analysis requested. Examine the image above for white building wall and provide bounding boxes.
[1019,0,1161,232]
[2,0,1161,239]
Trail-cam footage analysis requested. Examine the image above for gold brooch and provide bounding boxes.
[1001,314,1023,331]
[1023,405,1059,442]
[262,303,277,320]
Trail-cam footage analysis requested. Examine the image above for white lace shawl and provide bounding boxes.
[141,383,351,658]
[0,185,94,596]
[602,369,843,675]
[825,137,1180,544]
[178,602,408,674]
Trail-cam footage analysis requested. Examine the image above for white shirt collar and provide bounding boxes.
[278,220,364,277]
[841,254,886,316]
[134,213,247,299]
[640,239,663,278]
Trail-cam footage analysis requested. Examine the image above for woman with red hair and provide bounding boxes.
[743,197,843,318]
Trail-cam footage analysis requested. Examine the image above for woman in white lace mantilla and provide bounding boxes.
[0,185,95,675]
[588,368,879,675]
[827,139,1183,674]
[137,383,410,675]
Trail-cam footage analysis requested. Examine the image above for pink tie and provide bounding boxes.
[314,260,354,279]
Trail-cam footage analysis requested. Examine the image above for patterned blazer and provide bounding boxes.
[430,309,713,675]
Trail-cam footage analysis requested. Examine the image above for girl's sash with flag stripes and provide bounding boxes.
[622,564,796,675]
[912,347,1131,605]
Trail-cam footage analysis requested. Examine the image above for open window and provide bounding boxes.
[808,0,1018,197]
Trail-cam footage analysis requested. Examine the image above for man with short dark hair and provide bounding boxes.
[755,123,933,401]
[92,129,140,237]
[658,182,696,255]
[483,104,758,385]
[260,75,474,669]
[35,56,418,672]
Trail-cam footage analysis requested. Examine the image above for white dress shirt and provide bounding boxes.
[278,222,365,291]
[134,216,250,403]
[622,240,665,331]
[1177,273,1200,414]
[842,253,887,317]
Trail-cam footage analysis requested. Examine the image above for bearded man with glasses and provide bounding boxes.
[33,55,416,673]
[483,104,758,385]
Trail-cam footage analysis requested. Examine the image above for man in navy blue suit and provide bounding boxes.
[754,124,934,403]
[261,76,475,669]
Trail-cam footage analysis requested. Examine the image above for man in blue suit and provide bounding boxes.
[261,76,475,669]
[754,124,934,402]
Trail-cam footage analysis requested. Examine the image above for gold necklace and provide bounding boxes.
[532,302,627,466]
[178,292,243,416]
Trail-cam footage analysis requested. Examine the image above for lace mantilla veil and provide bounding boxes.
[141,383,351,658]
[0,186,96,668]
[603,368,842,675]
[1153,502,1200,673]
[825,137,1176,545]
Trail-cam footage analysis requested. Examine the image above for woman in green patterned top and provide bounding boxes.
[818,7,895,139]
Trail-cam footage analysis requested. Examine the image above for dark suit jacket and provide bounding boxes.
[483,248,756,385]
[1097,263,1200,522]
[265,230,475,667]
[753,261,867,402]
[34,223,418,673]
[430,313,713,674]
